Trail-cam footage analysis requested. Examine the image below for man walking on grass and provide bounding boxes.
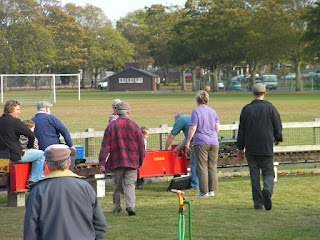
[237,83,283,210]
[99,101,145,216]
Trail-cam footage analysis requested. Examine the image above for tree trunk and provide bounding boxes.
[161,68,168,86]
[3,76,8,92]
[212,65,218,92]
[179,69,183,85]
[295,61,301,92]
[192,68,196,91]
[181,69,186,91]
[81,68,86,89]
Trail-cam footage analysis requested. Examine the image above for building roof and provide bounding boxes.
[108,67,160,78]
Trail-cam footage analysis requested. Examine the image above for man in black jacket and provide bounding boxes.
[237,83,282,210]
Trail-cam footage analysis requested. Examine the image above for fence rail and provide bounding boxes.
[68,119,320,159]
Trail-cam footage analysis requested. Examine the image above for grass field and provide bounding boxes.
[0,174,319,239]
[0,89,320,239]
[2,89,320,132]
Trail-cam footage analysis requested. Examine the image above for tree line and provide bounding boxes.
[0,0,319,91]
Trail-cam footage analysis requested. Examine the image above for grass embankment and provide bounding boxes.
[0,174,319,239]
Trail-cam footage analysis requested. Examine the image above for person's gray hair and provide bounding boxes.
[112,99,121,109]
[174,113,184,121]
[116,109,130,115]
[46,158,69,170]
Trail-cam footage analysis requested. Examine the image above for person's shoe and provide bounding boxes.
[126,207,136,216]
[208,191,215,197]
[195,192,209,197]
[262,189,272,210]
[113,209,122,213]
[254,205,263,210]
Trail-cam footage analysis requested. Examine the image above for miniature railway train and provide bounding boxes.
[1,136,320,191]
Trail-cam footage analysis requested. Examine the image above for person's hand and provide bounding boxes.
[237,150,245,161]
[185,142,191,151]
[70,146,76,150]
[275,141,280,145]
[100,165,105,173]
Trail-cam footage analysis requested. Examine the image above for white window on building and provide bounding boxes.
[135,77,143,83]
[156,77,160,84]
[119,78,126,83]
[127,78,134,83]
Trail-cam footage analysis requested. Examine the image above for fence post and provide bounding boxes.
[314,118,320,145]
[159,124,168,150]
[85,128,94,157]
[232,121,239,138]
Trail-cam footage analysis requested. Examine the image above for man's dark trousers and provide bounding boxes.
[246,155,275,208]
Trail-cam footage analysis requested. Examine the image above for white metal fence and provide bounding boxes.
[69,119,320,158]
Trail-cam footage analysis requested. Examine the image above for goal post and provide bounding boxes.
[0,74,81,103]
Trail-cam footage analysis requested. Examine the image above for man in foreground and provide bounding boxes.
[237,83,283,210]
[32,101,77,171]
[99,101,145,216]
[165,113,199,190]
[24,144,108,240]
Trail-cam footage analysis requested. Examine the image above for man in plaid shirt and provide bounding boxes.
[99,101,145,216]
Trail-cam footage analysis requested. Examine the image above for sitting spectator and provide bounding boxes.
[32,101,77,172]
[109,98,121,123]
[24,144,108,240]
[0,100,45,187]
[20,120,39,150]
[141,126,150,150]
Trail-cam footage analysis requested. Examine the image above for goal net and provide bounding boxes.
[0,74,81,104]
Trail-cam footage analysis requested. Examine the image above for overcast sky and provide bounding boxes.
[59,0,187,23]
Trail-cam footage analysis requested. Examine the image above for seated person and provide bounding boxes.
[0,100,45,188]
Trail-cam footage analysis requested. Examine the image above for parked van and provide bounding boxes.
[98,77,108,90]
[262,75,278,90]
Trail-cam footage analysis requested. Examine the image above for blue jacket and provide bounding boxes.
[32,112,73,150]
[24,170,108,240]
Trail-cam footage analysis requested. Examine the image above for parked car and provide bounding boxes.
[262,75,278,90]
[306,72,316,80]
[218,80,225,90]
[185,73,192,79]
[98,77,108,90]
[230,81,241,91]
[281,73,296,81]
[300,73,307,79]
[248,79,266,91]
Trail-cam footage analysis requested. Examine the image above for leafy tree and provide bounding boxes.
[302,1,320,62]
[281,0,313,91]
[144,4,182,86]
[116,10,152,69]
[43,5,87,77]
[64,3,134,87]
[0,0,55,74]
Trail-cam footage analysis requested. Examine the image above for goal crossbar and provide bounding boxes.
[0,74,81,103]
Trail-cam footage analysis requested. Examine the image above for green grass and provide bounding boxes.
[2,89,320,132]
[0,174,319,239]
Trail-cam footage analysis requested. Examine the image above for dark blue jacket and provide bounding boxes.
[32,113,73,150]
[237,99,283,156]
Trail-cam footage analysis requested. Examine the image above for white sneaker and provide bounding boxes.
[195,192,209,197]
[208,191,215,197]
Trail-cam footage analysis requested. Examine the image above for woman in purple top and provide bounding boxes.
[186,90,220,197]
[108,99,121,123]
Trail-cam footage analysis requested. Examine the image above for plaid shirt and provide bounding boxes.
[99,116,145,171]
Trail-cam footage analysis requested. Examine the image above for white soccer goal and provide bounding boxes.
[0,74,81,103]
